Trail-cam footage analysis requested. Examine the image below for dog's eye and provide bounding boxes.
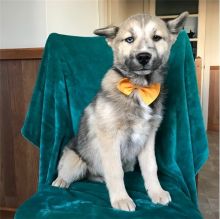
[152,35,162,42]
[125,37,134,43]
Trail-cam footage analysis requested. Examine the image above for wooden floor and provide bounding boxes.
[198,131,219,219]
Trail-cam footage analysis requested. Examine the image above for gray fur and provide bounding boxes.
[52,12,188,211]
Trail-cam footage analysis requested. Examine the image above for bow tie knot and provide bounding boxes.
[117,78,161,105]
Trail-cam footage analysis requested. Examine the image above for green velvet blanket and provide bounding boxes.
[15,31,208,219]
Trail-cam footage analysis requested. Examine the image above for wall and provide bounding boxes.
[46,0,99,37]
[0,0,47,49]
[0,0,99,49]
[202,0,219,128]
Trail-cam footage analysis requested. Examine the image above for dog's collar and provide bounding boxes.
[145,74,152,84]
[112,66,153,84]
[112,66,125,77]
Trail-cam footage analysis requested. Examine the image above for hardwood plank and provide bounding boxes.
[0,59,40,209]
[18,60,40,204]
[0,48,43,60]
[0,61,18,207]
[0,210,15,219]
[208,66,219,131]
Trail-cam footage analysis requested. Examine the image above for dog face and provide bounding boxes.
[94,12,188,76]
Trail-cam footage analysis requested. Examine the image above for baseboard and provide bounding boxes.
[0,48,43,60]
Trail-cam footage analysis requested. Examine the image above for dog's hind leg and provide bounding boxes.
[52,147,87,188]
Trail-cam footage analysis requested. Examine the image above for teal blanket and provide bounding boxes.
[15,31,208,219]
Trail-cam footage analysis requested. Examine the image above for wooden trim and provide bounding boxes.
[149,0,156,15]
[195,57,202,96]
[210,66,220,70]
[0,207,16,212]
[98,0,108,27]
[0,48,43,60]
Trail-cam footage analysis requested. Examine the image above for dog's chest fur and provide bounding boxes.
[116,92,156,168]
[100,70,163,169]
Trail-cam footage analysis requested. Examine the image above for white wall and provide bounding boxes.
[0,0,47,48]
[46,0,99,36]
[0,0,99,49]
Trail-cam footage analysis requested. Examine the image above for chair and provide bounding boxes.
[15,31,208,219]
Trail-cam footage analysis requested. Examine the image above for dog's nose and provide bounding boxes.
[136,52,152,65]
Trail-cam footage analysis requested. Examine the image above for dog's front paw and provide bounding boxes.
[111,197,136,212]
[148,188,171,205]
[52,177,70,188]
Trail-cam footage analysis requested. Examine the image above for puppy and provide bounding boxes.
[52,12,189,211]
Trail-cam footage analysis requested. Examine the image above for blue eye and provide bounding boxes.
[125,37,134,43]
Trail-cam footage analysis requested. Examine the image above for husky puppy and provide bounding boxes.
[52,12,188,211]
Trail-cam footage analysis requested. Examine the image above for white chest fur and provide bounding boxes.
[120,103,153,166]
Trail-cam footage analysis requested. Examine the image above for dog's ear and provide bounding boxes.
[94,26,119,38]
[94,26,119,45]
[167,11,189,34]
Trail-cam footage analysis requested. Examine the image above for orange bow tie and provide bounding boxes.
[117,78,161,105]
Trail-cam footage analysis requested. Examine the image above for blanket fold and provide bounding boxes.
[16,31,208,219]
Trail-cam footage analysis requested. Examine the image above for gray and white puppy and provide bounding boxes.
[52,12,188,212]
